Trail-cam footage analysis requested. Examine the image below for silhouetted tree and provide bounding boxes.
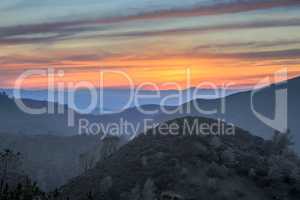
[87,191,94,200]
[129,184,142,200]
[0,149,21,194]
[271,129,293,154]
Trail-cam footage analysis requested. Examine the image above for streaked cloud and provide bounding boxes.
[93,18,300,38]
[1,17,300,45]
[0,0,300,89]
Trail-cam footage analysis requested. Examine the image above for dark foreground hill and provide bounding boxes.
[59,117,300,200]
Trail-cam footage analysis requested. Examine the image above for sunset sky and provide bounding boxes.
[1,0,300,89]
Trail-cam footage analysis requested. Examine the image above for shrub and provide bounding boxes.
[129,184,141,200]
[207,178,219,193]
[248,168,256,178]
[206,162,228,179]
[268,155,299,182]
[100,176,113,193]
[220,148,235,165]
[142,178,157,200]
[233,189,246,198]
[210,137,223,149]
[271,130,293,154]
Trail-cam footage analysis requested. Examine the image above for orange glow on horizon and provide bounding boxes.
[4,55,300,90]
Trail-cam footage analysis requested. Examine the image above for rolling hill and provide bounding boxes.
[0,93,78,136]
[2,77,298,151]
[84,76,300,153]
[86,76,300,152]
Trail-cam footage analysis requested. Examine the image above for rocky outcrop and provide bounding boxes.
[79,136,120,172]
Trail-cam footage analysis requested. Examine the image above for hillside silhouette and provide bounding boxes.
[59,117,300,200]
